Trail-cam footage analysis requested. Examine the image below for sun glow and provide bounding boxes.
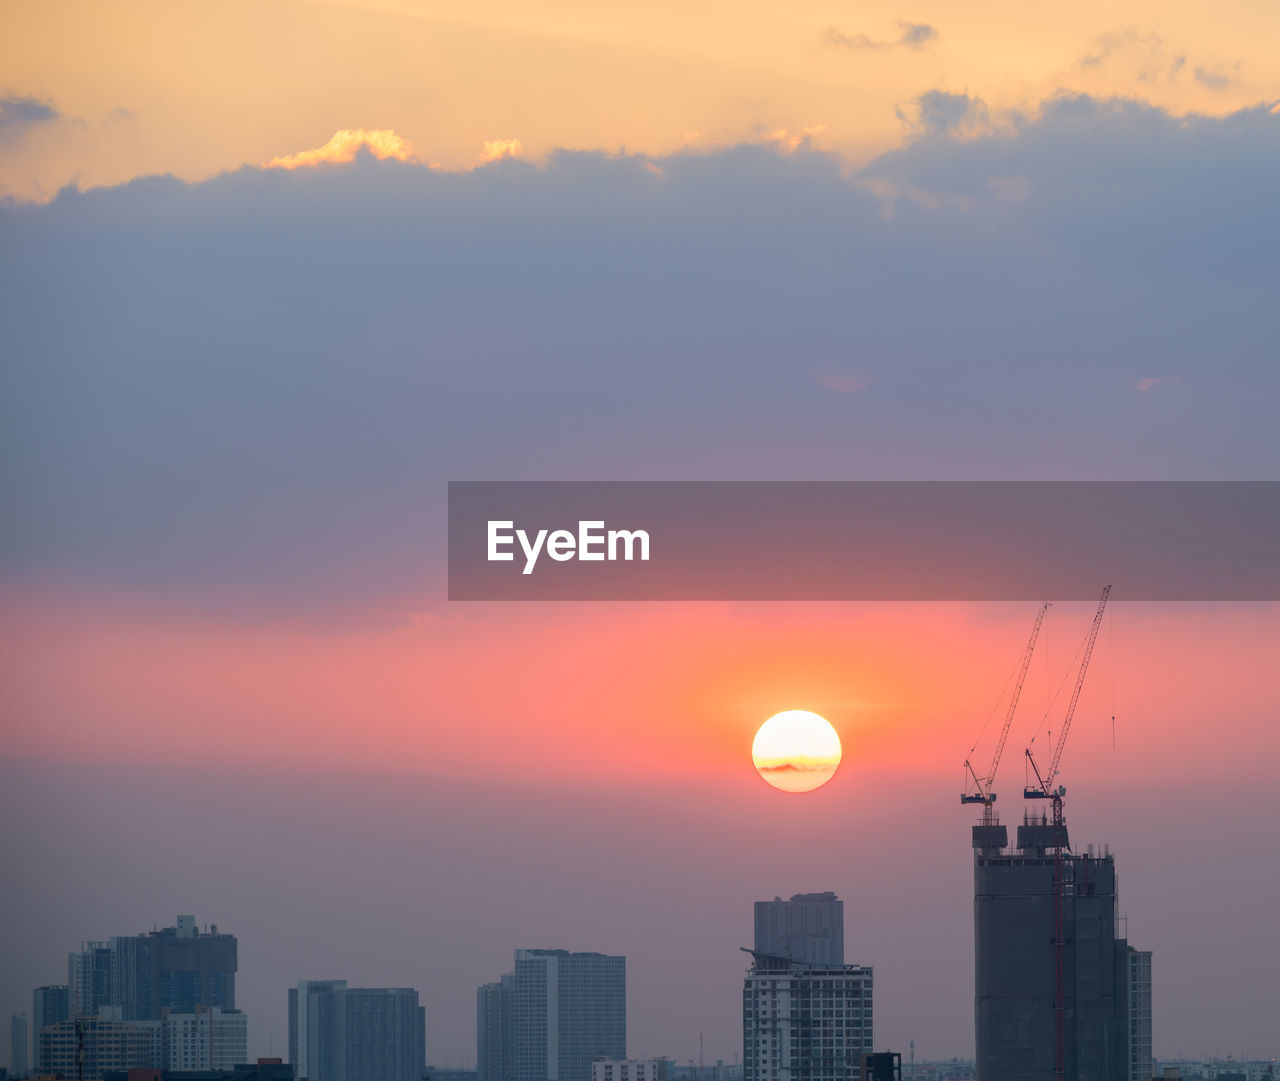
[752,710,842,793]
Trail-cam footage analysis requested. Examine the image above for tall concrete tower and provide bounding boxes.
[972,812,1146,1081]
[753,892,844,967]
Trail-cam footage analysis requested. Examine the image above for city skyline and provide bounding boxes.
[3,0,1277,1073]
[4,711,1279,1067]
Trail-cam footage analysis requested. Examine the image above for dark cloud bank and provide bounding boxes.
[2,94,1278,610]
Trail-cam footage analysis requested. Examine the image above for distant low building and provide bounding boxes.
[860,1053,901,1081]
[591,1059,668,1081]
[103,1057,294,1081]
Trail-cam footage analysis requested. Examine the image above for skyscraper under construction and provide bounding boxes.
[972,810,1150,1081]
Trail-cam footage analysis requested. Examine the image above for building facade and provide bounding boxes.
[742,957,874,1081]
[163,1006,248,1071]
[972,813,1148,1081]
[68,917,237,1022]
[754,894,845,969]
[1127,949,1153,1081]
[39,1018,164,1081]
[70,943,118,1018]
[476,950,629,1081]
[287,981,425,1081]
[32,985,71,1071]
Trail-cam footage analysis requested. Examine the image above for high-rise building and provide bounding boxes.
[32,986,71,1073]
[972,811,1149,1081]
[287,981,425,1081]
[163,1006,248,1071]
[505,949,626,1081]
[1127,949,1153,1081]
[477,974,516,1081]
[742,953,874,1081]
[10,1012,29,1079]
[68,917,237,1022]
[290,980,349,1081]
[70,943,118,1018]
[754,893,845,968]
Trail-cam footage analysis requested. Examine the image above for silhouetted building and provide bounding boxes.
[477,974,515,1081]
[754,893,845,967]
[743,951,873,1081]
[32,985,70,1071]
[286,981,425,1081]
[506,949,626,1081]
[10,1013,28,1079]
[972,811,1149,1081]
[103,1058,294,1081]
[860,1053,900,1081]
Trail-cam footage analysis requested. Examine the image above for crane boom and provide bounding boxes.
[962,602,1050,807]
[1025,584,1111,797]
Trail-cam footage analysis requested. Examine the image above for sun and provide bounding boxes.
[752,710,842,793]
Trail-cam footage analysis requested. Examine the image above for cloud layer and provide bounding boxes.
[2,94,1277,612]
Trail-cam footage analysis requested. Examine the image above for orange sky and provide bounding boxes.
[3,0,1279,199]
[4,586,1275,792]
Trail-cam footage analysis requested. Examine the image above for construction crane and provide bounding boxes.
[961,602,1050,823]
[1023,584,1112,822]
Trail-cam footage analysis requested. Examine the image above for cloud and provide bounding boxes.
[1078,29,1239,87]
[1079,29,1166,69]
[1,95,1278,611]
[897,89,989,137]
[0,94,60,141]
[477,137,523,166]
[1136,376,1181,391]
[264,128,416,170]
[766,124,827,153]
[822,21,938,51]
[1194,64,1240,90]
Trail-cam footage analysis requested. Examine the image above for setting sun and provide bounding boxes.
[751,709,842,793]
